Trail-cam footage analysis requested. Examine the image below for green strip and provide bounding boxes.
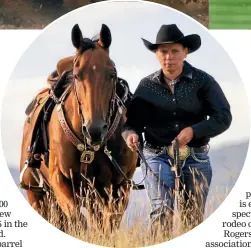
[211,7,251,16]
[209,0,251,29]
[210,0,251,4]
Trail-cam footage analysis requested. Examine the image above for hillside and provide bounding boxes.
[0,0,208,29]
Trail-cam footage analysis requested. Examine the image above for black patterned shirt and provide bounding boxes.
[122,61,232,148]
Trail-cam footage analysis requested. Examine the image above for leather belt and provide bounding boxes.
[144,141,209,160]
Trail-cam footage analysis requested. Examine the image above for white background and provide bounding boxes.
[0,3,251,248]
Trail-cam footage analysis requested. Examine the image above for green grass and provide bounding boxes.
[209,0,251,29]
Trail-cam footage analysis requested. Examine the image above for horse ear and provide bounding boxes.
[72,24,83,49]
[98,24,112,49]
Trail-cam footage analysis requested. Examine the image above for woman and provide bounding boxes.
[122,24,232,233]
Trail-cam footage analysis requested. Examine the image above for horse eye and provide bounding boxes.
[74,70,82,81]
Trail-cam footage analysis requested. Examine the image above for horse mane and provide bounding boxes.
[77,32,102,54]
[79,37,96,54]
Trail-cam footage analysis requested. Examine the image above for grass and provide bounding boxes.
[209,0,251,29]
[40,194,177,247]
[36,167,235,247]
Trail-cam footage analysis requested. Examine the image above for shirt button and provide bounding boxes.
[172,98,176,102]
[173,112,176,116]
[175,124,179,128]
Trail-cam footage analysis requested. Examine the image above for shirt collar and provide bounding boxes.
[152,60,193,81]
[182,61,193,79]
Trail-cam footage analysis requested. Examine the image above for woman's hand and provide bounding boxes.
[126,133,139,151]
[174,127,194,147]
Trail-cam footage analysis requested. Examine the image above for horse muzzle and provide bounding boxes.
[83,120,108,146]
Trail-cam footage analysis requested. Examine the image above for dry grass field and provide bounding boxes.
[37,172,227,248]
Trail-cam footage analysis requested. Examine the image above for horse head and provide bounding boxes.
[71,24,117,147]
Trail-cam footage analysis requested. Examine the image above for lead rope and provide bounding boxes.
[137,144,171,190]
[173,138,184,212]
[137,141,187,199]
[104,145,145,190]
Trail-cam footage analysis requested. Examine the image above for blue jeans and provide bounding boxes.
[141,148,212,229]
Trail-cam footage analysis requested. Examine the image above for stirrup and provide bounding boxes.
[19,160,45,193]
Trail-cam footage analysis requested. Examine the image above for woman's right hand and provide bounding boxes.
[126,133,139,151]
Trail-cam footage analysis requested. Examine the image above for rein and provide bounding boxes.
[104,146,145,190]
[137,139,186,199]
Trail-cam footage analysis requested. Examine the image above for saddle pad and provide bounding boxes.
[25,88,50,115]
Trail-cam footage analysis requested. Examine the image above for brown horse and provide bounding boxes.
[20,23,138,230]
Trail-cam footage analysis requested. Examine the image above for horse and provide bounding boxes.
[19,23,138,231]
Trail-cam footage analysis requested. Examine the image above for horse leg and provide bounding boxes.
[26,191,44,214]
[47,105,82,220]
[49,165,92,232]
[49,162,77,218]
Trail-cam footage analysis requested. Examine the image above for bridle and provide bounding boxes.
[72,54,118,147]
[56,53,126,165]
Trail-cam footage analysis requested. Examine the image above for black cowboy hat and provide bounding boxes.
[142,24,201,53]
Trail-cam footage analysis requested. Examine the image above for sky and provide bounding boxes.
[1,0,250,229]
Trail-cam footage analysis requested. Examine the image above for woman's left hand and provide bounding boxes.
[174,127,194,147]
